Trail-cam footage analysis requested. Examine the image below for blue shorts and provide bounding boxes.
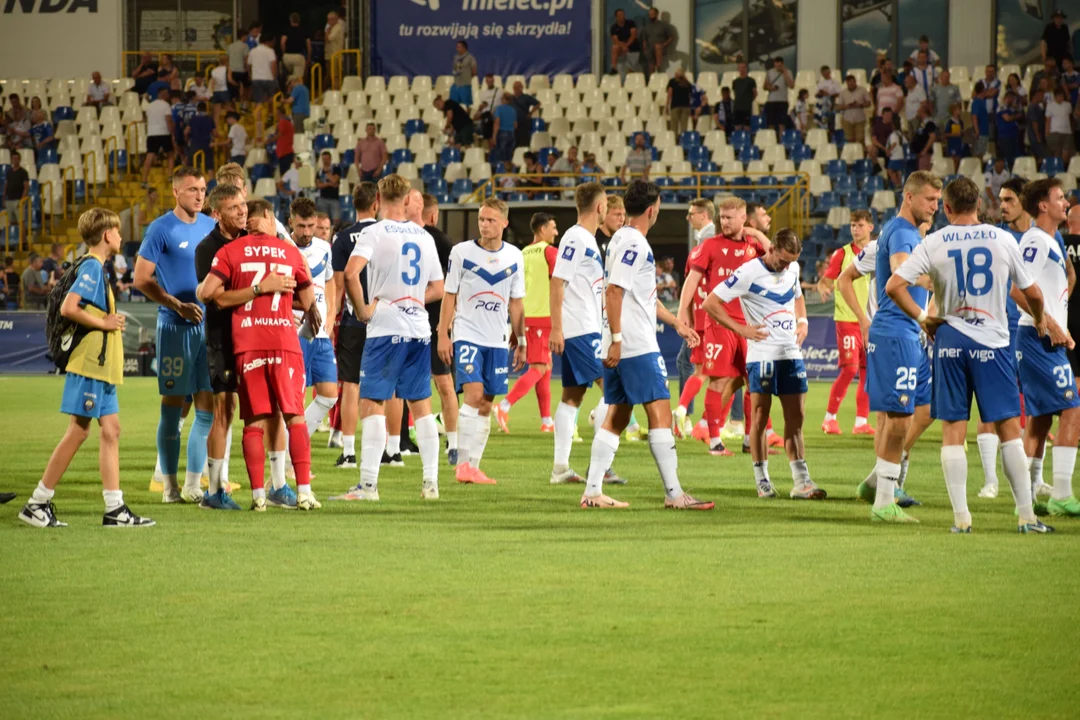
[887,159,906,171]
[604,352,670,406]
[449,84,473,106]
[360,335,432,401]
[932,324,1020,423]
[1016,325,1080,418]
[60,374,119,419]
[561,333,603,388]
[156,320,211,396]
[747,358,808,395]
[866,331,929,414]
[454,341,509,397]
[301,336,337,387]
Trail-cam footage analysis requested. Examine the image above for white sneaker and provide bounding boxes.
[672,406,687,439]
[681,417,694,438]
[327,430,343,449]
[315,418,331,434]
[977,483,999,499]
[1033,481,1054,499]
[297,492,322,510]
[180,486,203,504]
[550,468,584,484]
[421,481,440,500]
[328,485,380,502]
[790,480,828,500]
[721,421,744,443]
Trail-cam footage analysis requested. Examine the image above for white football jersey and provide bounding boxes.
[603,226,660,359]
[1018,226,1070,328]
[350,219,442,340]
[896,223,1034,348]
[713,258,804,362]
[445,239,526,348]
[853,240,879,319]
[551,224,605,339]
[294,237,333,338]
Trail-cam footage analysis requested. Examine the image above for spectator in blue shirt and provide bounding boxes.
[184,102,215,168]
[29,110,56,163]
[944,103,966,171]
[970,81,990,158]
[1026,88,1046,160]
[996,91,1022,164]
[286,77,310,130]
[1062,57,1080,105]
[492,93,518,164]
[246,21,262,50]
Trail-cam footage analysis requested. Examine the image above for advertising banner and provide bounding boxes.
[0,312,51,375]
[0,1,121,79]
[370,0,592,78]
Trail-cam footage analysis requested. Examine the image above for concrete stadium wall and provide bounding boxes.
[0,1,123,79]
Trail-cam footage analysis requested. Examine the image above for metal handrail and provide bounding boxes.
[59,166,75,220]
[311,63,323,102]
[329,49,361,91]
[17,196,31,251]
[125,121,143,177]
[84,150,98,201]
[103,135,119,188]
[192,149,206,177]
[40,180,54,237]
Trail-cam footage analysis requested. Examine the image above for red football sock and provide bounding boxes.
[536,368,552,418]
[242,426,266,491]
[679,374,704,410]
[1019,393,1026,429]
[329,385,341,431]
[287,422,311,488]
[855,368,869,417]
[705,389,726,440]
[828,364,858,414]
[506,366,543,406]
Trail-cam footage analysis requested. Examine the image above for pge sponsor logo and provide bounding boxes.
[474,299,503,312]
[771,319,795,331]
[399,306,421,316]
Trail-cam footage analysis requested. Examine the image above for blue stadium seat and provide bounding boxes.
[781,129,802,149]
[831,130,846,148]
[0,163,8,180]
[825,160,848,180]
[404,118,425,137]
[757,175,779,186]
[602,177,621,187]
[53,106,74,122]
[701,175,724,188]
[810,223,835,245]
[537,147,556,165]
[833,175,857,193]
[851,159,874,178]
[844,191,870,210]
[339,195,356,225]
[660,190,679,203]
[758,189,780,206]
[688,146,710,165]
[729,130,751,150]
[249,163,273,182]
[729,174,751,187]
[778,173,799,185]
[861,175,885,192]
[313,134,335,152]
[628,131,651,147]
[425,178,448,194]
[790,144,813,162]
[654,176,674,187]
[340,149,355,167]
[734,189,757,202]
[835,224,854,247]
[530,117,546,134]
[509,192,529,202]
[680,131,702,149]
[451,178,474,196]
[392,148,413,165]
[493,161,508,174]
[440,147,461,166]
[72,179,86,202]
[750,115,767,132]
[879,206,898,224]
[37,148,58,165]
[421,163,442,182]
[738,146,761,163]
[814,191,839,215]
[1042,157,1064,176]
[435,192,451,204]
[109,149,127,170]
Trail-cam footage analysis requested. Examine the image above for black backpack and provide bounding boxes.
[46,256,108,371]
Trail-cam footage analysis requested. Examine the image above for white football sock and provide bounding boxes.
[207,457,223,494]
[790,459,810,484]
[1029,451,1045,494]
[1051,445,1077,499]
[940,444,970,527]
[1002,438,1035,522]
[446,430,458,451]
[360,415,386,491]
[470,413,491,468]
[102,489,124,511]
[415,414,439,484]
[386,434,401,456]
[873,458,900,511]
[252,487,266,500]
[592,399,608,436]
[30,481,54,505]
[824,412,837,422]
[305,394,337,437]
[268,451,287,490]
[648,427,682,500]
[753,461,770,484]
[585,429,620,496]
[854,416,868,427]
[976,433,999,487]
[222,429,232,484]
[457,405,478,467]
[498,399,511,413]
[553,402,576,471]
[343,434,356,458]
[897,450,910,488]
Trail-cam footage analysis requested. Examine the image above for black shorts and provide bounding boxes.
[336,322,366,384]
[1068,346,1080,378]
[147,135,173,155]
[732,110,751,127]
[207,344,238,394]
[431,336,451,376]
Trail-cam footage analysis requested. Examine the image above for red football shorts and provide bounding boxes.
[835,321,867,369]
[689,324,707,365]
[703,325,747,378]
[525,323,552,366]
[236,350,306,420]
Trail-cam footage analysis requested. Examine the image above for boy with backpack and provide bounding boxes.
[18,207,155,528]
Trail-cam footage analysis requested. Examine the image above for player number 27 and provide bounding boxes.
[895,366,917,391]
[240,262,293,311]
[946,247,993,297]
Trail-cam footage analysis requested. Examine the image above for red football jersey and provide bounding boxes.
[209,234,312,355]
[689,233,765,325]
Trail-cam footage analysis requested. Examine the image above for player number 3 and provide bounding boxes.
[401,242,421,286]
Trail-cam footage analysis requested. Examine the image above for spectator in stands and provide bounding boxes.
[28,111,55,163]
[870,58,894,105]
[4,95,30,150]
[158,54,180,91]
[1062,57,1080,105]
[996,91,1023,164]
[610,9,641,79]
[110,254,133,302]
[978,64,1002,115]
[929,69,962,127]
[714,86,733,133]
[308,29,326,90]
[791,89,810,132]
[246,21,263,49]
[267,106,295,175]
[943,103,966,172]
[642,7,674,75]
[897,59,914,88]
[970,81,990,158]
[325,12,344,88]
[984,157,1010,218]
[656,257,677,304]
[1043,10,1072,66]
[875,68,904,118]
[511,82,541,149]
[690,82,710,126]
[1005,72,1027,109]
[190,75,211,105]
[885,120,906,188]
[667,68,694,135]
[1029,57,1058,97]
[837,74,871,144]
[170,91,196,165]
[620,133,652,181]
[248,34,278,108]
[491,93,517,163]
[278,157,302,199]
[184,101,214,168]
[869,107,895,166]
[542,149,560,183]
[910,50,937,98]
[286,77,310,130]
[1,256,17,308]
[908,35,941,66]
[763,56,794,132]
[213,111,246,165]
[451,41,478,108]
[1026,87,1047,161]
[518,152,546,192]
[315,150,341,223]
[85,72,111,108]
[354,122,388,182]
[910,103,937,171]
[132,52,159,97]
[580,152,603,182]
[731,62,756,131]
[435,94,474,149]
[281,12,308,83]
[814,65,840,130]
[687,198,715,244]
[42,243,65,281]
[551,145,580,185]
[903,74,927,126]
[473,74,500,143]
[21,252,47,309]
[227,30,250,104]
[3,152,28,226]
[1045,87,1074,166]
[209,54,231,123]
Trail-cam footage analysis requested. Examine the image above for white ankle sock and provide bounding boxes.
[268,451,287,490]
[753,461,770,484]
[360,416,386,491]
[470,413,491,468]
[790,459,810,484]
[1051,446,1077,499]
[553,402,576,471]
[585,429,620,496]
[446,430,458,451]
[415,414,439,484]
[207,457,223,494]
[386,434,401,456]
[457,405,478,467]
[976,433,999,487]
[873,458,900,511]
[1002,438,1035,522]
[103,489,124,511]
[31,481,54,505]
[648,427,682,500]
[940,444,970,527]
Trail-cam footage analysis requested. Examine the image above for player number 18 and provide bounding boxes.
[946,247,993,297]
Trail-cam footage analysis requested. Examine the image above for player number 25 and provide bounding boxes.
[240,262,293,311]
[946,247,993,297]
[895,366,917,391]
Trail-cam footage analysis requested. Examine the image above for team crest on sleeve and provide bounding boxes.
[621,250,638,265]
[747,248,756,258]
[562,246,575,260]
[724,274,739,288]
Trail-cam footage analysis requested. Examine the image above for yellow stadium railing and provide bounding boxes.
[310,62,323,102]
[84,150,98,202]
[40,180,54,238]
[125,121,143,177]
[17,196,31,251]
[104,135,120,184]
[191,149,207,177]
[60,166,75,221]
[0,211,8,255]
[270,92,285,127]
[329,49,361,91]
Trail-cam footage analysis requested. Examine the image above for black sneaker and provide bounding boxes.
[18,501,67,528]
[0,491,16,505]
[335,453,357,469]
[381,451,405,467]
[400,437,420,455]
[103,504,156,527]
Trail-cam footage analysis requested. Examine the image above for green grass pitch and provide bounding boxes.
[1,376,1079,718]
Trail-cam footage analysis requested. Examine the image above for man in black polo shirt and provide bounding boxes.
[329,181,378,468]
[435,96,473,148]
[421,193,460,464]
[610,9,641,78]
[595,193,625,260]
[1043,10,1072,66]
